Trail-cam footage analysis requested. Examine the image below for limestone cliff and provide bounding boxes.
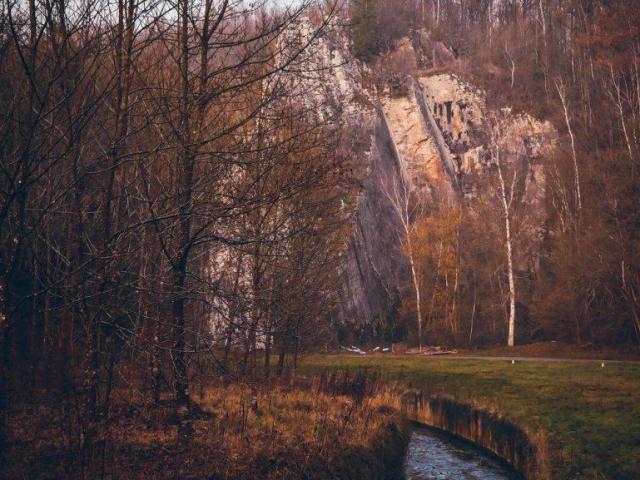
[293,20,556,341]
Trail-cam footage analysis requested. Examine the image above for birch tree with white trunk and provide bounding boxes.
[555,78,582,215]
[489,116,519,347]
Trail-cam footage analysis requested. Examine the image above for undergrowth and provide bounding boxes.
[5,374,408,480]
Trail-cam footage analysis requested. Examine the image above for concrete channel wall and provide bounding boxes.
[400,391,551,480]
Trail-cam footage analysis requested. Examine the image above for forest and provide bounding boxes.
[1,0,639,478]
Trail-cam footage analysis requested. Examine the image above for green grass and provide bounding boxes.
[301,354,640,480]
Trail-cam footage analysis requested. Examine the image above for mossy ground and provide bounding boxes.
[301,354,640,480]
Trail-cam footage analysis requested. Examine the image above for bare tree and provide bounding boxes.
[555,77,582,215]
[378,113,423,350]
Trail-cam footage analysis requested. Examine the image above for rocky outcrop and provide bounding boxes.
[412,78,461,198]
[291,19,557,340]
[333,109,409,338]
[418,73,556,195]
[382,91,439,198]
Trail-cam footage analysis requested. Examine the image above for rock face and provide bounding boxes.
[295,20,557,341]
[382,82,457,201]
[333,110,409,340]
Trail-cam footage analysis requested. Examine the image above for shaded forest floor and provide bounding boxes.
[4,382,408,480]
[302,354,640,480]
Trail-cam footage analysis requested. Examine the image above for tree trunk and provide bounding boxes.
[468,288,477,346]
[556,79,582,215]
[276,341,287,377]
[505,216,516,347]
[495,137,517,347]
[406,237,422,351]
[264,329,272,379]
[172,0,194,420]
[172,265,190,416]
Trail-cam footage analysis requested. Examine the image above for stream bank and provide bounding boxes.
[405,425,521,480]
[400,391,551,480]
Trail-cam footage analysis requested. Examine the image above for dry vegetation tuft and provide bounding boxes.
[6,379,408,480]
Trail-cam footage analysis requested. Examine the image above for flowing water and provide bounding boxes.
[404,426,519,480]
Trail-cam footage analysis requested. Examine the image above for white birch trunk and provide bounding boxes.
[495,135,517,347]
[609,65,635,162]
[555,79,582,213]
[406,235,422,351]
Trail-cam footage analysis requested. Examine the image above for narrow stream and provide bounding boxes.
[404,426,519,480]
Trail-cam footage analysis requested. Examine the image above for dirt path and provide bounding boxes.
[441,354,640,364]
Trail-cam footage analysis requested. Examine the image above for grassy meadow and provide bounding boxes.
[301,354,640,480]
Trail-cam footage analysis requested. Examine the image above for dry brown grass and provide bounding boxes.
[5,379,408,480]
